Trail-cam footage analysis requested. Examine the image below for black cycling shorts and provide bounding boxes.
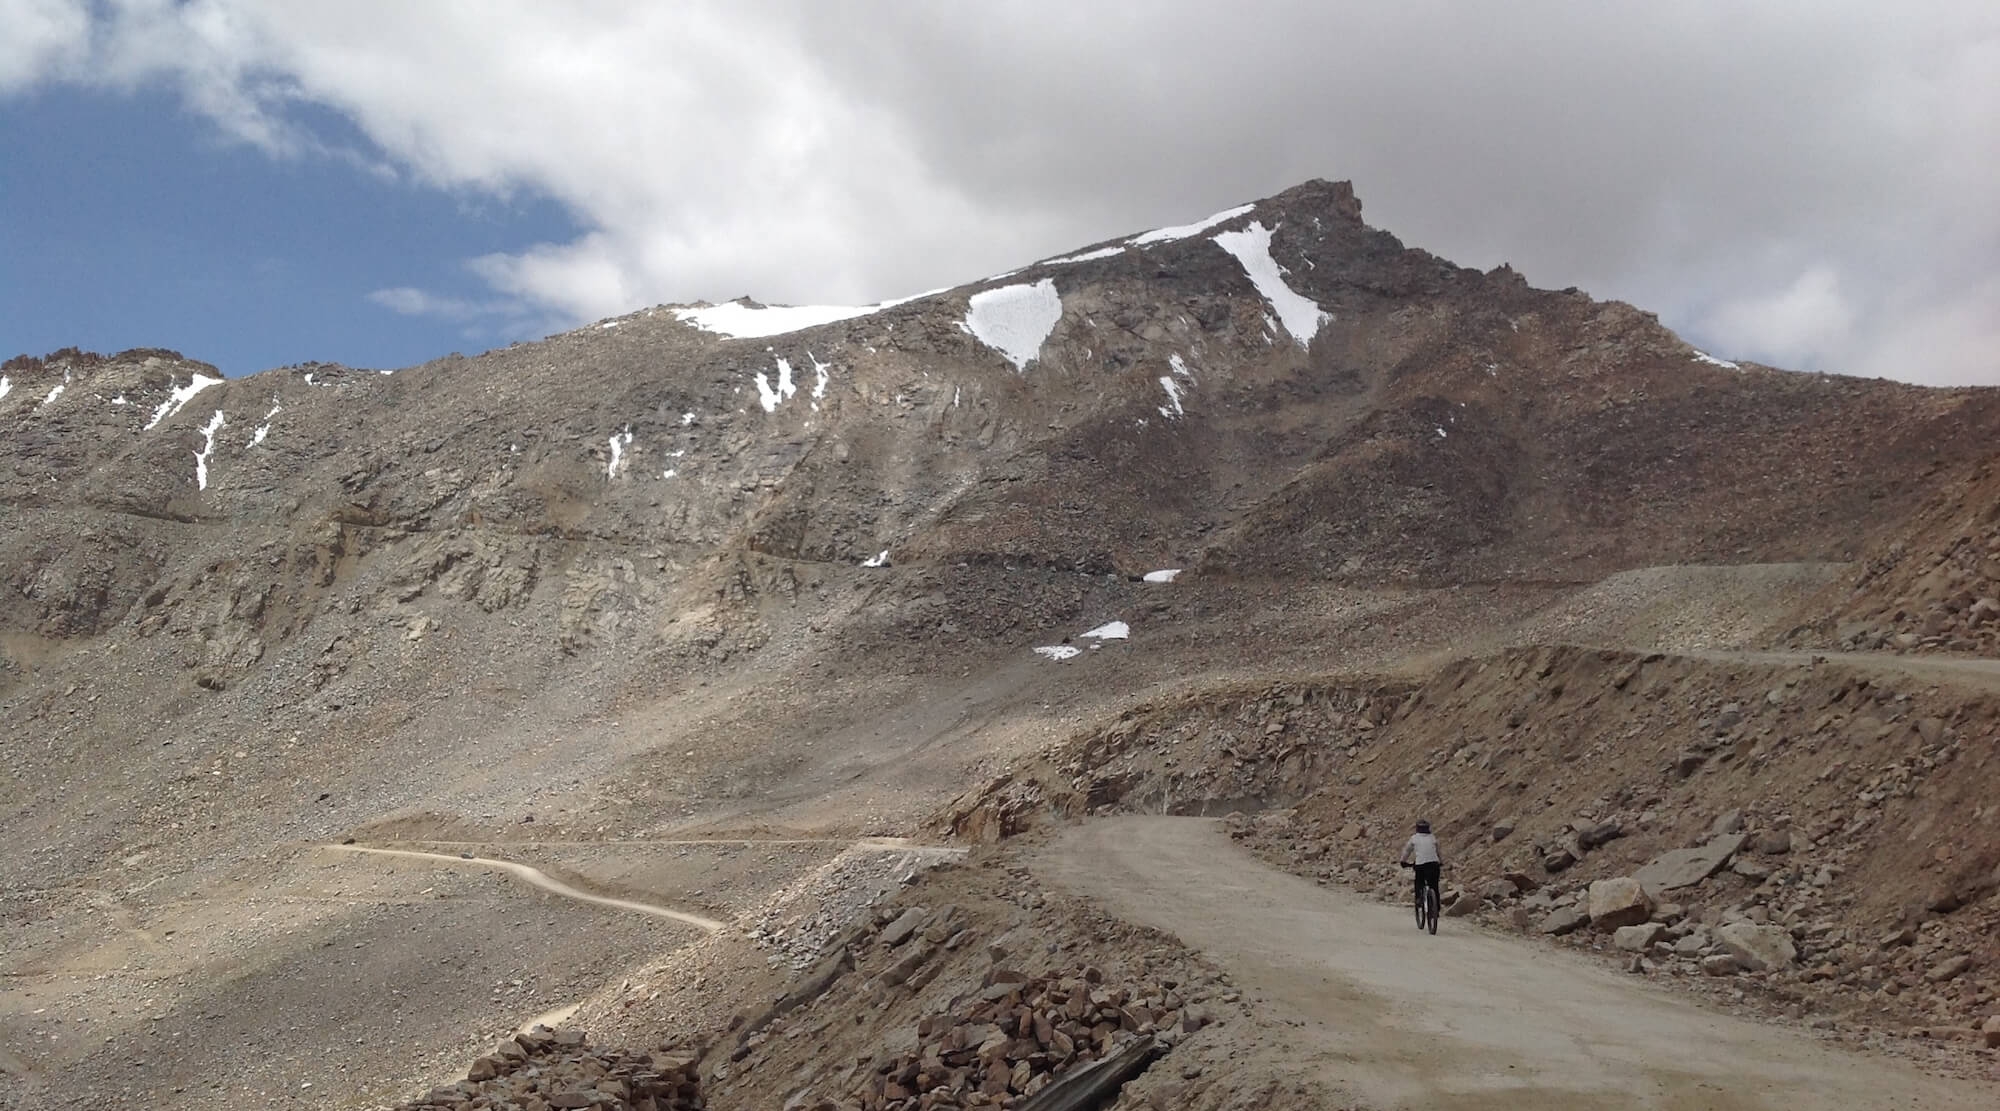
[1412,861,1441,894]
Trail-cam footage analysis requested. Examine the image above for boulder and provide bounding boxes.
[1502,871,1541,893]
[1701,953,1741,976]
[1730,857,1773,881]
[1925,955,1974,983]
[1632,834,1746,892]
[1710,809,1745,836]
[1613,923,1666,952]
[1753,829,1792,855]
[1539,907,1589,936]
[1491,819,1517,843]
[1586,878,1652,931]
[1715,923,1797,972]
[1577,819,1625,850]
[879,907,930,948]
[1983,1015,2000,1050]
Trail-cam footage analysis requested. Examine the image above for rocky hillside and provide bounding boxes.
[10,178,1981,895]
[7,179,2000,1109]
[1785,460,2000,656]
[957,643,2000,1046]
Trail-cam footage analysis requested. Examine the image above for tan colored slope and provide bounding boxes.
[1036,817,1997,1110]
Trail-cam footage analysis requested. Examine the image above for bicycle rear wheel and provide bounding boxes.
[1425,888,1440,934]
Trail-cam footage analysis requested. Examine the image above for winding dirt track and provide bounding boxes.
[322,845,727,932]
[320,837,962,935]
[1035,816,1997,1111]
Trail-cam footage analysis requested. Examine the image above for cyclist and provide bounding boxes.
[1399,820,1442,924]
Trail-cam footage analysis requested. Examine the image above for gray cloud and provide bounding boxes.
[9,1,1999,383]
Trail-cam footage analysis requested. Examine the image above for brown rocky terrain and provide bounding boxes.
[1784,460,2000,656]
[4,179,1999,1109]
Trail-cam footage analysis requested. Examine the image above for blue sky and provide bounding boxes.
[2,87,576,376]
[1,2,1995,384]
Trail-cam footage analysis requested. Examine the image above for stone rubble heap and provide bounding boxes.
[394,1026,703,1111]
[840,965,1206,1110]
[742,846,937,971]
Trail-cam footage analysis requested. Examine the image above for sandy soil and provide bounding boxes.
[1034,816,1999,1111]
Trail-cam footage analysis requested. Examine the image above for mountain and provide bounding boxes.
[4,180,1998,1109]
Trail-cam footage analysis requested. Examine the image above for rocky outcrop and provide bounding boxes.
[1631,835,1747,892]
[1586,878,1651,931]
[394,1026,703,1111]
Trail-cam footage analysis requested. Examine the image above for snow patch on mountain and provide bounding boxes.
[146,374,223,430]
[676,302,878,339]
[755,358,798,413]
[1693,351,1741,370]
[607,428,633,478]
[1213,222,1328,347]
[1133,203,1255,246]
[194,410,225,489]
[962,279,1062,372]
[1081,620,1130,640]
[809,352,832,407]
[0,376,11,402]
[1043,245,1126,266]
[250,399,281,446]
[1158,354,1197,418]
[674,286,950,341]
[1143,569,1182,583]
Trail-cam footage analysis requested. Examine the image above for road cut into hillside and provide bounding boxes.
[1034,816,1997,1111]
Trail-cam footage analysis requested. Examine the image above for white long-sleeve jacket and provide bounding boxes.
[1400,832,1441,866]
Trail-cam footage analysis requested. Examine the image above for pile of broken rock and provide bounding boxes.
[840,965,1206,1110]
[394,1026,703,1111]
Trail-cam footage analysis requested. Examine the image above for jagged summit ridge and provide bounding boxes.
[663,180,1366,355]
[3,175,1992,676]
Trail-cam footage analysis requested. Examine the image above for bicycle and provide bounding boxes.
[1403,862,1440,934]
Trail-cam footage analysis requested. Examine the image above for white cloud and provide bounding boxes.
[1702,267,1856,373]
[1850,274,2000,386]
[367,287,493,322]
[5,1,1998,384]
[0,0,89,90]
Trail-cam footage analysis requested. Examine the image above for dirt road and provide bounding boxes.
[322,845,727,931]
[1034,817,1995,1111]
